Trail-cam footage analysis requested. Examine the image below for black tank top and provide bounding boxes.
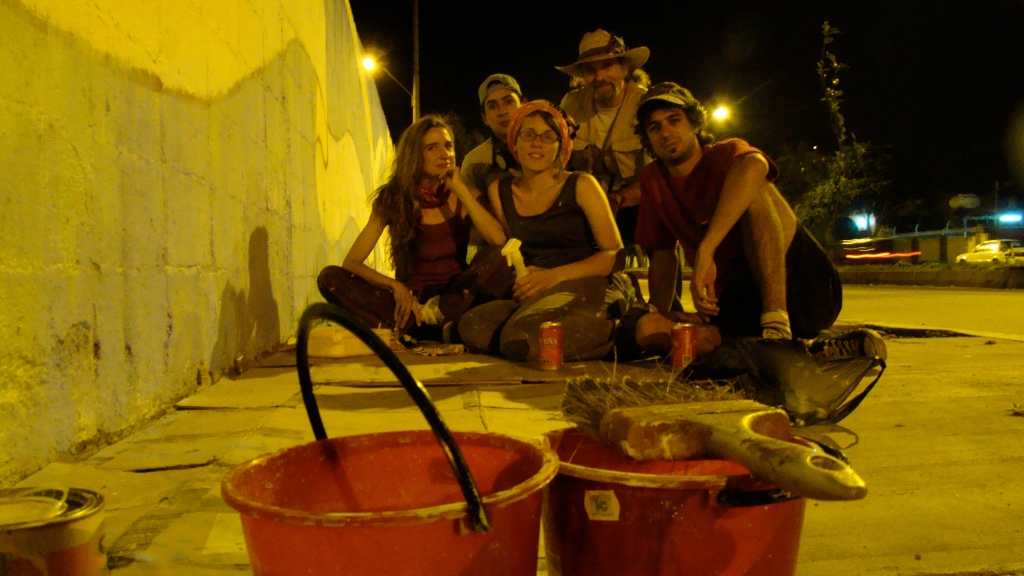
[498,173,598,269]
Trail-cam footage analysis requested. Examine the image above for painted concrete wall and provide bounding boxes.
[0,0,393,484]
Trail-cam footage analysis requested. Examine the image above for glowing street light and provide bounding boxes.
[362,54,417,122]
[712,106,730,121]
[360,0,420,123]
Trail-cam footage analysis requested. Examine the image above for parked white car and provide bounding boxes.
[955,239,1024,264]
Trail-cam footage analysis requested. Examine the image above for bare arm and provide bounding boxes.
[608,179,642,212]
[445,168,506,246]
[691,154,770,316]
[486,179,511,237]
[513,174,624,300]
[341,211,392,286]
[341,210,422,327]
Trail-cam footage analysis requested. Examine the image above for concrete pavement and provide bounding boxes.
[840,285,1024,341]
[11,289,1024,575]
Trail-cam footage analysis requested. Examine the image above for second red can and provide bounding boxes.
[538,321,564,370]
[671,323,696,369]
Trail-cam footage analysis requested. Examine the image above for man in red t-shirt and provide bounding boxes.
[632,82,842,355]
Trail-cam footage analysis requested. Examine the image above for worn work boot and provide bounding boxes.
[809,328,888,361]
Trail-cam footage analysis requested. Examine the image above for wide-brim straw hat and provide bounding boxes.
[556,29,650,77]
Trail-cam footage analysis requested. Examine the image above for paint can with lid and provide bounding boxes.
[0,486,107,575]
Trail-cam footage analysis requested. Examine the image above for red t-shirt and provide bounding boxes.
[635,138,779,295]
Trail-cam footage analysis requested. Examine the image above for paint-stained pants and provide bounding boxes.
[458,276,616,362]
[316,246,515,331]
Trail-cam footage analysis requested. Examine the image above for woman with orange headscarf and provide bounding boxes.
[459,101,635,361]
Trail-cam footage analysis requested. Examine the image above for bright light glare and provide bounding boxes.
[851,213,876,232]
[362,57,376,71]
[712,106,729,120]
[998,213,1023,223]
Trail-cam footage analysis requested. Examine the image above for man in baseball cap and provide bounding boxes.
[558,30,651,258]
[631,82,882,360]
[461,74,523,195]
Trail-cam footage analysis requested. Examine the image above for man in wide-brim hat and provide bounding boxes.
[558,30,651,260]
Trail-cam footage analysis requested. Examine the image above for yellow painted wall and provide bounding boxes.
[0,0,393,483]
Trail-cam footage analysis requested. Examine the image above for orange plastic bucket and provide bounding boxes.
[223,302,561,575]
[544,428,806,576]
[223,430,557,575]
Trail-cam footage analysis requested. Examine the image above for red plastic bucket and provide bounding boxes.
[543,428,806,576]
[222,430,558,576]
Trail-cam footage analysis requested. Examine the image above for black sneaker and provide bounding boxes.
[809,329,887,361]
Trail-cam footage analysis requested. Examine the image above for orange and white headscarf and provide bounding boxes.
[506,100,575,168]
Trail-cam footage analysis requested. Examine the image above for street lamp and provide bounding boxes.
[712,106,730,121]
[363,55,418,123]
[363,57,412,96]
[361,1,420,123]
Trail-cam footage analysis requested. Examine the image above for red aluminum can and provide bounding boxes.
[538,321,564,370]
[671,323,697,369]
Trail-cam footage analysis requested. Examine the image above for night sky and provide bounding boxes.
[351,0,1024,227]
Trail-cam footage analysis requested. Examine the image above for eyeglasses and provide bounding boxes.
[517,130,560,144]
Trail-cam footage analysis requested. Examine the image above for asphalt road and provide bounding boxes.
[659,280,1024,340]
[838,285,1024,340]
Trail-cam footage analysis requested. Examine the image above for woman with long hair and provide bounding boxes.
[459,101,635,361]
[317,114,512,340]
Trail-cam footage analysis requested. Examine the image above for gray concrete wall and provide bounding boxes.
[947,236,969,263]
[919,237,940,262]
[0,0,392,483]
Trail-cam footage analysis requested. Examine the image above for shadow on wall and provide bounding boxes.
[211,227,281,374]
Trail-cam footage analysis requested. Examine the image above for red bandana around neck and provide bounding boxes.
[415,181,451,209]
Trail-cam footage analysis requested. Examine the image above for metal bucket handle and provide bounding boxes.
[295,302,490,533]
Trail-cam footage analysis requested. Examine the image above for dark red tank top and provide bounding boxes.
[401,201,471,292]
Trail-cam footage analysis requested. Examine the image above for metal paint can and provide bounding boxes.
[0,487,107,575]
[538,321,564,370]
[671,323,697,369]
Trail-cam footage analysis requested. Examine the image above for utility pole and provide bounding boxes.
[412,0,420,123]
[994,180,1000,233]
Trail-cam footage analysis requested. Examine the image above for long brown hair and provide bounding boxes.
[371,114,453,281]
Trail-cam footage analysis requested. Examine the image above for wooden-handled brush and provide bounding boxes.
[561,377,867,501]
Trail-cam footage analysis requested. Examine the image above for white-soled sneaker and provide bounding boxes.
[761,309,792,340]
[762,326,792,340]
[810,328,887,361]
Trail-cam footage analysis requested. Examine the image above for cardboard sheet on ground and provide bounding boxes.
[176,369,300,409]
[256,403,488,440]
[15,463,201,544]
[304,352,669,387]
[124,512,249,568]
[96,438,227,472]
